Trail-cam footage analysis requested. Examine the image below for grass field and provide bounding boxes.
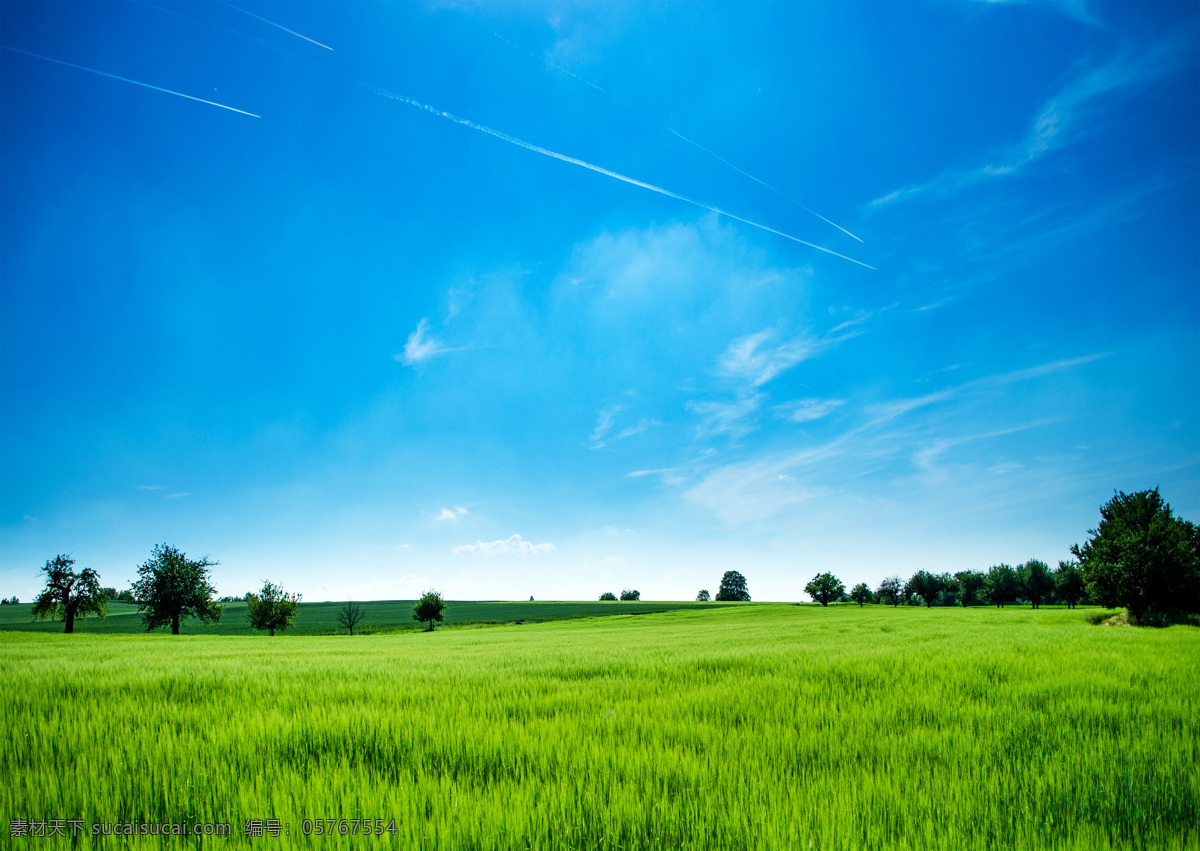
[0,598,718,635]
[2,605,1197,849]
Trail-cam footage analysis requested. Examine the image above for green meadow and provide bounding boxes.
[0,598,716,635]
[2,605,1197,849]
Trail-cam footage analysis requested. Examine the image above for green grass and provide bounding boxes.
[0,598,721,635]
[2,605,1197,849]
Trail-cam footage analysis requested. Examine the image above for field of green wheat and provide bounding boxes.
[0,598,717,635]
[2,605,1197,849]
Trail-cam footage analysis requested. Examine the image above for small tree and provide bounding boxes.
[31,555,107,634]
[337,601,365,635]
[953,570,986,607]
[245,581,301,636]
[599,592,618,601]
[413,590,446,631]
[1053,560,1085,609]
[1019,559,1054,609]
[876,576,904,607]
[985,564,1021,607]
[131,543,223,634]
[695,589,711,602]
[805,573,844,607]
[849,582,873,607]
[715,571,750,602]
[1071,487,1199,625]
[620,589,640,601]
[904,570,944,608]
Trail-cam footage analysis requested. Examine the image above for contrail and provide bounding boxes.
[670,128,863,243]
[1,45,260,117]
[490,32,607,94]
[220,1,333,51]
[363,83,874,269]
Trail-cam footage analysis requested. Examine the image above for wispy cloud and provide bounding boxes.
[687,395,763,440]
[394,318,456,366]
[774,398,844,423]
[869,33,1194,207]
[590,405,658,448]
[453,534,555,555]
[166,492,191,499]
[435,505,469,520]
[718,329,820,387]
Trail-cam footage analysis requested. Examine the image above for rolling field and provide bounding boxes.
[0,598,718,635]
[2,605,1197,849]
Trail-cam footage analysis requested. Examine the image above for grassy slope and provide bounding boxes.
[0,599,723,635]
[2,605,1197,849]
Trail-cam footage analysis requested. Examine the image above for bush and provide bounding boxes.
[599,592,618,601]
[619,589,640,601]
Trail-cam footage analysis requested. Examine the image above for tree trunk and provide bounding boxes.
[172,614,180,635]
[269,627,275,637]
[65,608,75,634]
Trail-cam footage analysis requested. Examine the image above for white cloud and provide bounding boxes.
[590,404,658,448]
[774,398,845,424]
[394,318,449,366]
[166,492,191,499]
[453,534,555,555]
[688,395,763,440]
[718,329,818,387]
[869,34,1194,207]
[435,506,469,521]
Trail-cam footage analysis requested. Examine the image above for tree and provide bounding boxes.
[985,564,1021,607]
[953,570,986,607]
[31,555,107,633]
[337,601,365,635]
[1053,560,1085,609]
[599,592,618,601]
[1071,488,1200,625]
[413,590,446,631]
[695,589,711,602]
[904,571,944,608]
[131,543,223,634]
[1019,559,1054,609]
[876,576,904,607]
[620,589,640,601]
[715,571,751,602]
[245,580,301,636]
[805,573,844,607]
[849,582,874,607]
[115,589,136,603]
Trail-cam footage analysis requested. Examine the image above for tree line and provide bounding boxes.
[23,543,448,635]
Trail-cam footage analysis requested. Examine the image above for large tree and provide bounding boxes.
[904,570,944,608]
[1019,559,1054,609]
[953,570,986,607]
[413,590,446,631]
[1053,560,1085,609]
[1071,488,1200,625]
[245,580,301,636]
[985,564,1021,607]
[131,544,223,635]
[876,576,904,607]
[804,573,844,607]
[715,571,751,602]
[31,555,107,633]
[848,582,874,607]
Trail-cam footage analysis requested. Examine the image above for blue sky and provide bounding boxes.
[1,0,1196,603]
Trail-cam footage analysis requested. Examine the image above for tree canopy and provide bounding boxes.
[1054,560,1086,609]
[849,582,873,607]
[1071,488,1200,625]
[985,564,1021,607]
[413,590,446,631]
[1019,559,1054,609]
[599,592,617,601]
[805,573,844,607]
[953,570,986,607]
[904,571,945,608]
[695,589,711,602]
[130,544,223,634]
[246,580,301,636]
[876,576,904,607]
[31,555,107,633]
[715,571,750,602]
[620,589,641,601]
